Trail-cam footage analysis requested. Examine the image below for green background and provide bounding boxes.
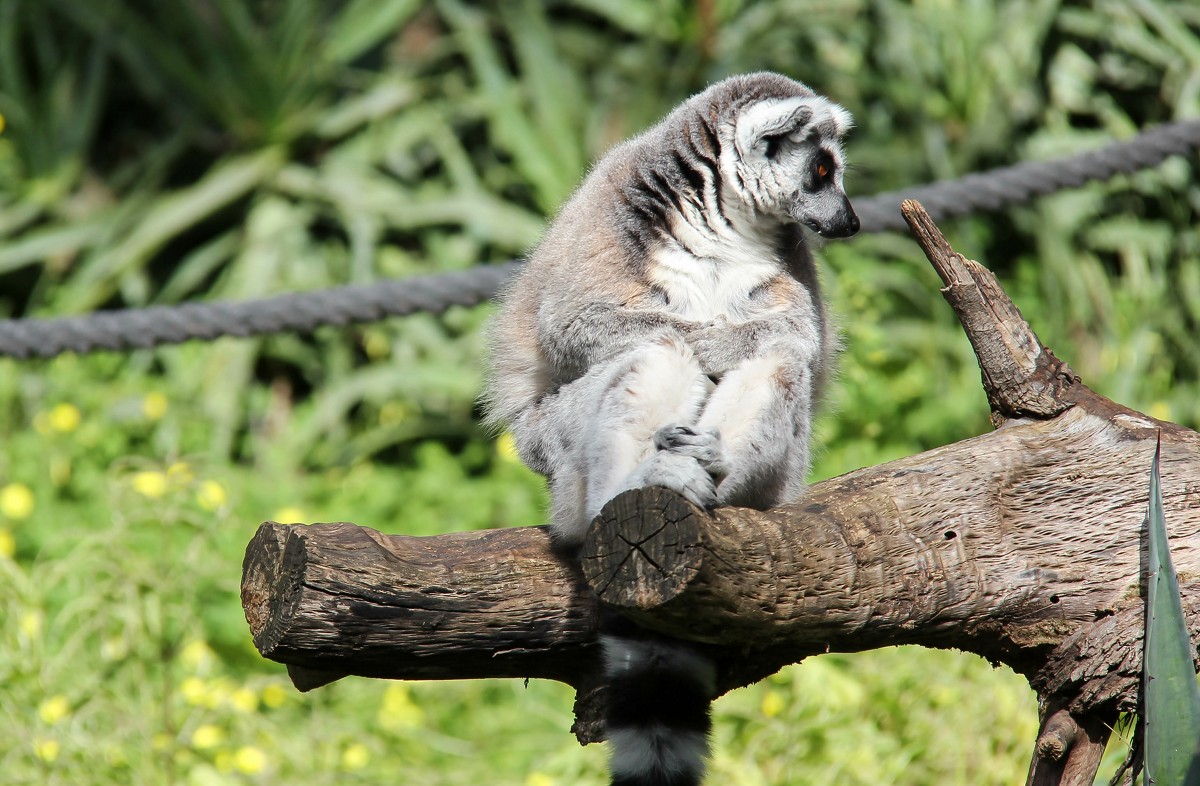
[1,1,1197,784]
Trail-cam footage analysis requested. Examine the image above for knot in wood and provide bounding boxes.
[579,488,705,610]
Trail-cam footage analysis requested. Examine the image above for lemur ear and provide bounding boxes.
[735,96,853,160]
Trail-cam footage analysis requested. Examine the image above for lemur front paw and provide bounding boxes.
[623,449,717,509]
[685,319,755,376]
[653,424,729,481]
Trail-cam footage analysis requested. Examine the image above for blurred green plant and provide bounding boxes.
[2,0,1198,470]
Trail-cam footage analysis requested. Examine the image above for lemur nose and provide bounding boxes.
[820,207,859,239]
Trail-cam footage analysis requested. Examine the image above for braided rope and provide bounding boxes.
[2,119,1198,359]
[853,119,1200,232]
[0,263,520,359]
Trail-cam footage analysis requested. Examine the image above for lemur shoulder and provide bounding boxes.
[483,72,858,786]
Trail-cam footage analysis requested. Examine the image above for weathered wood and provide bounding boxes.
[1031,585,1200,715]
[901,199,1080,421]
[240,520,602,688]
[578,407,1200,677]
[1036,709,1080,764]
[1026,705,1114,786]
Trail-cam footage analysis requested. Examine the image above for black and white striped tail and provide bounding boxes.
[602,633,716,786]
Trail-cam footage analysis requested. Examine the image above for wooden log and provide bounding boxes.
[578,406,1200,678]
[241,519,602,687]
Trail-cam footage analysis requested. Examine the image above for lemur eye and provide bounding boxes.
[816,162,830,178]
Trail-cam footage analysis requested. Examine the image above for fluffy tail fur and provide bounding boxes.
[602,632,716,786]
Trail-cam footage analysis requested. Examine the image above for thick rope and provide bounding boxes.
[2,119,1198,359]
[0,264,520,359]
[853,119,1200,231]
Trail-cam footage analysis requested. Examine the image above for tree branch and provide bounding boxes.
[901,199,1080,421]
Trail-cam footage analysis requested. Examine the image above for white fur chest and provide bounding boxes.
[646,227,782,323]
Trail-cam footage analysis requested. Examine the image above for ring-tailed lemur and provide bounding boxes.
[483,72,857,786]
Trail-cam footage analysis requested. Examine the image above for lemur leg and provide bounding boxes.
[509,398,588,546]
[695,350,813,508]
[582,334,718,534]
[511,332,715,547]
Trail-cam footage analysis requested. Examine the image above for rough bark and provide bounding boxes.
[240,202,1200,782]
[241,519,601,686]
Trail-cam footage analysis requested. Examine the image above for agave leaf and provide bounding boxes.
[1143,439,1200,785]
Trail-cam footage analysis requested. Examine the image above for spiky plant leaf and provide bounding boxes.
[1143,439,1200,785]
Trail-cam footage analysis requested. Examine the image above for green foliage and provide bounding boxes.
[0,0,1198,784]
[1142,443,1200,785]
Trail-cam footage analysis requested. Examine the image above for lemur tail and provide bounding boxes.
[602,633,716,786]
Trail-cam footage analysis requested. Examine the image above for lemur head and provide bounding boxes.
[721,85,859,239]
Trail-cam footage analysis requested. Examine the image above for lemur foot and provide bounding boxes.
[653,424,729,481]
[623,449,717,509]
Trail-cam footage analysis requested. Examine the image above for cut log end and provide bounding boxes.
[578,487,706,609]
[241,521,304,655]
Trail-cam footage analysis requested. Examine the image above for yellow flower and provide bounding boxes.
[203,677,234,709]
[260,683,288,709]
[100,636,128,661]
[272,506,306,524]
[341,742,370,771]
[181,676,208,706]
[0,482,34,519]
[196,480,227,512]
[378,683,423,730]
[48,403,81,433]
[181,639,215,670]
[526,774,556,786]
[496,432,520,463]
[38,695,70,725]
[142,392,169,420]
[362,330,391,361]
[19,610,42,638]
[233,745,267,775]
[229,687,259,714]
[33,738,59,762]
[760,690,785,718]
[131,471,168,499]
[191,724,223,750]
[0,528,14,559]
[379,401,410,427]
[166,462,193,486]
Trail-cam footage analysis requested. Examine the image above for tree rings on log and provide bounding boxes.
[579,487,706,609]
